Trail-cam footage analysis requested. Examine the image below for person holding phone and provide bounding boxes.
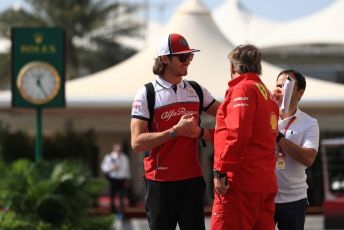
[273,70,319,230]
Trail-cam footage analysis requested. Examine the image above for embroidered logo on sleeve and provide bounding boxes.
[132,99,142,110]
[256,83,268,101]
[233,97,249,108]
[233,97,249,102]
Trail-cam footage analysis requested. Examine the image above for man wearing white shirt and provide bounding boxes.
[101,143,131,219]
[273,70,320,230]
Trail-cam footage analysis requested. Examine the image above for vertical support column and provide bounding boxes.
[35,107,42,163]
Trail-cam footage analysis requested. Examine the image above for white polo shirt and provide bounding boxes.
[131,76,215,181]
[275,108,319,203]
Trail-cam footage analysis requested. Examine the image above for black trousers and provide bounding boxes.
[106,176,126,214]
[275,198,308,230]
[145,176,206,230]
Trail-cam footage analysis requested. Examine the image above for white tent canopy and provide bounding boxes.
[258,0,344,48]
[65,0,235,106]
[1,0,344,109]
[213,0,344,48]
[212,0,278,46]
[55,0,344,108]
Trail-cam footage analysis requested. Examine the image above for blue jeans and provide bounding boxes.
[275,198,308,230]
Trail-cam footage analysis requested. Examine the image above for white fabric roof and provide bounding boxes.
[213,0,344,48]
[258,0,344,47]
[212,0,278,46]
[1,0,344,108]
[65,0,236,106]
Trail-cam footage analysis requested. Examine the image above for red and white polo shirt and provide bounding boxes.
[131,76,215,181]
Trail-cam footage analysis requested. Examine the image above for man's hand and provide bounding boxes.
[173,114,199,137]
[214,176,229,195]
[272,87,284,102]
[110,164,119,171]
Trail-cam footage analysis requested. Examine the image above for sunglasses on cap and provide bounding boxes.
[170,53,194,63]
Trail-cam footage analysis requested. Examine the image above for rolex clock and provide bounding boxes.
[16,61,61,105]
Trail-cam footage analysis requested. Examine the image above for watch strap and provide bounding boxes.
[169,127,177,138]
[276,131,285,143]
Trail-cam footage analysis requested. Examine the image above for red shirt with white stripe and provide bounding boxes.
[132,76,215,181]
[214,73,279,193]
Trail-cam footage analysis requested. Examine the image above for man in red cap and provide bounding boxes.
[131,33,220,230]
[211,44,279,230]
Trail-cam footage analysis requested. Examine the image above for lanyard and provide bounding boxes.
[282,116,296,135]
[278,116,297,157]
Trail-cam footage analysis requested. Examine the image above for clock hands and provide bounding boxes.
[18,62,61,105]
[36,77,48,97]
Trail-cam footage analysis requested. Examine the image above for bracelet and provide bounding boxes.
[198,127,204,138]
[276,132,285,143]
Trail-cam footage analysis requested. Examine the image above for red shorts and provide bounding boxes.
[210,189,276,230]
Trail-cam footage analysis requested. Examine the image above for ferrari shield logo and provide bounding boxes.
[256,83,268,101]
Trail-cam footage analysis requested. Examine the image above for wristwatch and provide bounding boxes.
[213,170,226,179]
[169,127,177,138]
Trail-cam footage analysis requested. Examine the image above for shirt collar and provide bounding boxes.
[279,108,301,122]
[228,73,261,87]
[294,108,301,118]
[156,76,185,89]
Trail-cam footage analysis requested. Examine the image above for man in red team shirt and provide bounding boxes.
[211,44,279,230]
[131,33,220,230]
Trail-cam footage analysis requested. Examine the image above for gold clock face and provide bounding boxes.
[17,61,61,105]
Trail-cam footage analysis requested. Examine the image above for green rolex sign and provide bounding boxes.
[11,27,65,163]
[12,27,65,108]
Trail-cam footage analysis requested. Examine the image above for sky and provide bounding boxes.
[0,0,336,23]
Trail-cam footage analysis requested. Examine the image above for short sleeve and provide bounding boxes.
[302,118,320,151]
[200,85,216,110]
[131,86,150,120]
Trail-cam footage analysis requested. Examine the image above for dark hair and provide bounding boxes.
[277,69,306,91]
[228,44,262,75]
[152,56,167,75]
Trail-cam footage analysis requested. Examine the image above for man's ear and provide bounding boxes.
[297,89,305,101]
[230,63,237,75]
[161,56,169,64]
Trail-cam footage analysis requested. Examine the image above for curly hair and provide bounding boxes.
[152,56,167,76]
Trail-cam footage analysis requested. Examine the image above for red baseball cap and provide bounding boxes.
[156,33,200,56]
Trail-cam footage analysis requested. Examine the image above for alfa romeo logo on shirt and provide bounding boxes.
[161,107,198,121]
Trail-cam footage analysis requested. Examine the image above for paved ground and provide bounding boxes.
[113,215,324,230]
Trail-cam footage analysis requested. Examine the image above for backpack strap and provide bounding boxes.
[144,82,155,132]
[187,80,206,147]
[187,80,203,119]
